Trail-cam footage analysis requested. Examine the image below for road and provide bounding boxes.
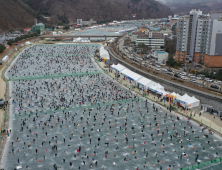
[117,37,222,93]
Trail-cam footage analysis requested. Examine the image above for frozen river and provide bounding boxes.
[2,44,222,170]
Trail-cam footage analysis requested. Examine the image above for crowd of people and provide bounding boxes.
[2,44,222,170]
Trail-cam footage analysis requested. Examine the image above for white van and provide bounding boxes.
[160,68,167,72]
[180,72,187,76]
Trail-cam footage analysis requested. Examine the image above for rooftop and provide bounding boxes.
[132,32,144,35]
[149,27,161,30]
[155,51,166,54]
[137,34,164,38]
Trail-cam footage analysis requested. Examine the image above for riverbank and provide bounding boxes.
[95,59,222,136]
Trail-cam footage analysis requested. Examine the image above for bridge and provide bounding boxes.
[39,35,122,41]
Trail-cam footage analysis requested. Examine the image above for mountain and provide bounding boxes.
[156,0,222,4]
[0,0,36,32]
[155,0,222,14]
[0,0,173,31]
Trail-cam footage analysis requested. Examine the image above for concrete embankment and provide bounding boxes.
[108,48,222,110]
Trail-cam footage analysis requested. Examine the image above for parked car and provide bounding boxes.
[210,84,219,89]
[155,68,160,71]
[198,74,206,77]
[198,82,206,86]
[190,79,197,83]
[174,74,181,78]
[196,77,202,80]
[214,81,222,85]
[167,72,173,76]
[180,72,187,76]
[206,79,213,82]
[181,76,187,80]
[167,68,172,72]
[160,68,167,72]
[156,65,161,68]
[188,74,194,77]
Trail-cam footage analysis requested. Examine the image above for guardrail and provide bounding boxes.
[117,38,222,94]
[108,43,222,110]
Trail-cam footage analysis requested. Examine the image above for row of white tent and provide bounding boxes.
[99,46,110,61]
[168,92,200,109]
[88,24,106,29]
[73,37,90,43]
[111,64,200,108]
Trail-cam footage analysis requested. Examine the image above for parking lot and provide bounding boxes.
[117,37,222,92]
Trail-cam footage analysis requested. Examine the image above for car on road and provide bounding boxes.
[137,57,143,61]
[181,76,187,80]
[160,68,167,72]
[190,79,197,83]
[210,84,219,89]
[174,74,181,78]
[214,81,222,85]
[167,72,173,76]
[206,79,213,82]
[198,74,206,77]
[180,72,187,76]
[198,82,206,86]
[167,68,172,72]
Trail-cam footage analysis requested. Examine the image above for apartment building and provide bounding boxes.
[174,9,222,67]
[131,32,144,43]
[136,32,164,50]
[131,31,164,50]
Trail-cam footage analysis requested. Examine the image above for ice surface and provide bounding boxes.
[2,44,222,170]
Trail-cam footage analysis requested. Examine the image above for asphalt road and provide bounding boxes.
[117,37,222,92]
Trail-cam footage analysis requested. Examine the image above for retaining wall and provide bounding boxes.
[108,48,222,110]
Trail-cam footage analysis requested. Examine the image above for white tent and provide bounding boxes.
[25,41,31,45]
[2,55,9,62]
[108,38,115,43]
[177,93,200,108]
[119,69,142,84]
[150,83,165,95]
[99,47,110,60]
[52,32,57,35]
[171,92,178,97]
[146,81,158,90]
[73,37,82,42]
[137,77,153,88]
[81,39,91,43]
[169,92,182,99]
[128,72,142,83]
[111,64,126,73]
[120,69,134,79]
[190,96,200,108]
